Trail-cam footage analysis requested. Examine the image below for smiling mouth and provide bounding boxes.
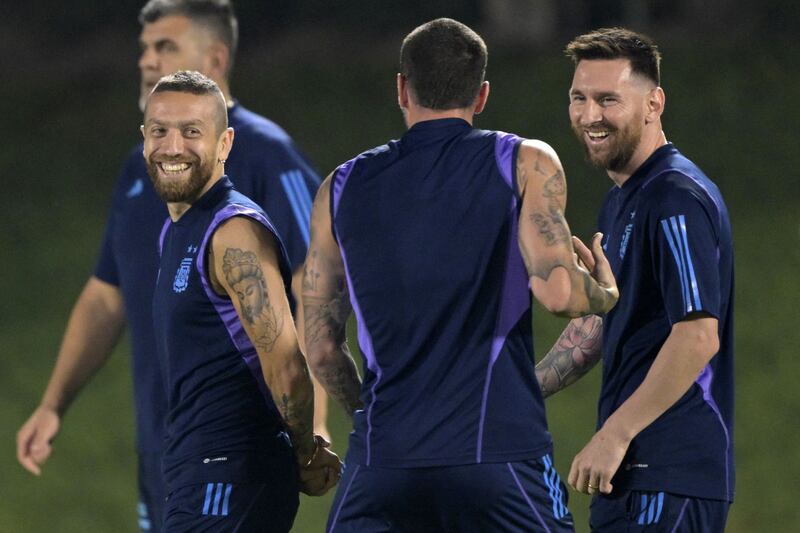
[586,130,610,142]
[158,162,191,175]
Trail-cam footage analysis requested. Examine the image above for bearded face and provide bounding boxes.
[146,150,215,203]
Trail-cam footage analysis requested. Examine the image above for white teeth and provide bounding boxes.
[161,162,190,172]
[588,131,609,139]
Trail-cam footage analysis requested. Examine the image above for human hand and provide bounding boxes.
[574,233,618,313]
[16,406,61,476]
[298,435,341,496]
[568,423,630,496]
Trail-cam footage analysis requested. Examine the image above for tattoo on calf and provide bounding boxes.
[223,248,283,352]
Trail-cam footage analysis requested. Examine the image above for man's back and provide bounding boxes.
[332,118,551,467]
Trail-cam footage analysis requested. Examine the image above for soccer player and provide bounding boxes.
[144,70,339,531]
[302,18,619,532]
[535,27,735,531]
[16,1,326,531]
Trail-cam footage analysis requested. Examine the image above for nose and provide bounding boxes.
[139,46,157,72]
[579,99,603,126]
[163,130,184,156]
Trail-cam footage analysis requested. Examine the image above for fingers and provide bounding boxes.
[572,235,595,272]
[16,426,47,476]
[568,453,612,496]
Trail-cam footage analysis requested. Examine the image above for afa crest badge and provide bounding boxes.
[173,257,193,293]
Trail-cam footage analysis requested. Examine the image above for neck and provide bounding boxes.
[166,170,224,221]
[607,129,668,187]
[403,105,474,129]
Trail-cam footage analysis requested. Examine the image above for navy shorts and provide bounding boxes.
[328,455,574,532]
[590,490,730,532]
[162,480,299,532]
[137,452,166,533]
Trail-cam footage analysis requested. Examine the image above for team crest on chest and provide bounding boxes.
[173,245,198,293]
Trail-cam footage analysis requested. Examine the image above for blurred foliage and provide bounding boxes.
[1,6,799,532]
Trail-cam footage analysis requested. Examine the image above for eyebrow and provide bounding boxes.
[140,38,177,51]
[144,118,208,128]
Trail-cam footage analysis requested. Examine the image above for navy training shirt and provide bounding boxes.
[152,177,295,490]
[597,143,734,501]
[332,118,552,468]
[93,103,320,454]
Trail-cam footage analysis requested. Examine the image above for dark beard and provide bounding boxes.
[146,156,212,203]
[573,119,642,172]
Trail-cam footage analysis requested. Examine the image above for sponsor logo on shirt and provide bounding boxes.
[202,456,228,464]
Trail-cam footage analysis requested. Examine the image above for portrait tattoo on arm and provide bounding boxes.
[222,248,284,352]
[535,315,603,398]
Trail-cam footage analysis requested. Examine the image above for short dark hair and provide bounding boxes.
[139,0,238,73]
[565,27,661,86]
[150,70,228,133]
[399,18,488,110]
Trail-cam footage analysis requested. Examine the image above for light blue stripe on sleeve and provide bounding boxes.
[661,218,689,312]
[202,483,213,515]
[212,482,224,516]
[678,215,702,311]
[280,171,311,245]
[291,170,314,223]
[669,217,695,312]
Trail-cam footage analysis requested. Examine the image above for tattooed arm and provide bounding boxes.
[208,217,323,469]
[302,175,363,418]
[536,315,603,398]
[516,141,618,317]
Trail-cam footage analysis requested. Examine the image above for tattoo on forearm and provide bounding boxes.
[279,390,314,454]
[536,315,603,398]
[223,248,283,352]
[315,356,363,417]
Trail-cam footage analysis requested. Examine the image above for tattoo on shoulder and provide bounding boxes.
[223,248,283,352]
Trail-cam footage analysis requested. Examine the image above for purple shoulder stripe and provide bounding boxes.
[477,132,529,462]
[330,156,381,465]
[158,217,171,256]
[331,158,358,217]
[195,205,283,401]
[494,131,522,194]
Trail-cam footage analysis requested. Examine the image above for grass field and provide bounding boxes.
[1,38,798,531]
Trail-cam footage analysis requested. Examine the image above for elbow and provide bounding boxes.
[674,317,720,364]
[531,274,575,317]
[306,339,342,376]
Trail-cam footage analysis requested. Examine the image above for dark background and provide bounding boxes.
[1,1,798,531]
